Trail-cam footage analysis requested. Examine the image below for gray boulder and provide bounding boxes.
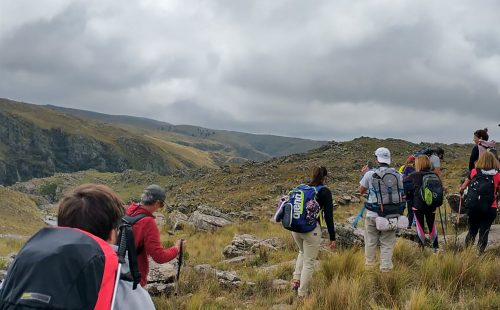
[335,224,365,248]
[222,234,284,258]
[145,283,176,296]
[144,260,178,296]
[272,279,289,290]
[167,210,191,230]
[193,264,242,287]
[189,206,233,231]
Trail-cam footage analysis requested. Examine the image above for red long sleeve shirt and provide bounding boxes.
[126,203,179,286]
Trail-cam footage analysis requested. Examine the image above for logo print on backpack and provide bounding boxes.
[280,184,323,233]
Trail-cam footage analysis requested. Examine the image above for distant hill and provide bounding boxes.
[46,105,327,160]
[7,137,473,213]
[0,98,327,185]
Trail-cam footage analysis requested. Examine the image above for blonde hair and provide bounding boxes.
[415,155,431,172]
[475,151,500,170]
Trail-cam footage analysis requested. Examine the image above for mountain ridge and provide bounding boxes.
[0,98,327,185]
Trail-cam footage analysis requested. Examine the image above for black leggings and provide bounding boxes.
[414,210,438,249]
[465,207,497,253]
[406,198,415,227]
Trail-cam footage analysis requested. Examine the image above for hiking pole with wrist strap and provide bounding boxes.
[352,205,366,228]
[174,239,184,297]
[438,205,447,245]
[453,193,463,251]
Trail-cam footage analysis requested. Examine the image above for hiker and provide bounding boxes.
[359,147,404,272]
[469,128,497,171]
[0,184,155,309]
[429,147,445,185]
[460,152,500,253]
[400,155,416,228]
[287,166,336,297]
[407,156,443,252]
[126,184,186,287]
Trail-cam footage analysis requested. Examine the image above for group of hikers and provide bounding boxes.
[276,128,499,298]
[0,128,498,308]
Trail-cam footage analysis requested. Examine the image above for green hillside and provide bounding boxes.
[46,105,327,161]
[0,187,44,235]
[0,98,221,185]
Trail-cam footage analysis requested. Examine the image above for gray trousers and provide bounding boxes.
[364,216,396,270]
[291,225,322,296]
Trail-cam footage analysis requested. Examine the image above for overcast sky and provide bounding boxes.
[1,0,499,143]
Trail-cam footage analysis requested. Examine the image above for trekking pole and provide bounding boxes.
[457,193,462,223]
[438,206,447,245]
[444,195,448,230]
[352,205,366,228]
[111,225,127,310]
[174,239,184,297]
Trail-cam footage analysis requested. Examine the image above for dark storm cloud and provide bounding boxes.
[1,0,499,143]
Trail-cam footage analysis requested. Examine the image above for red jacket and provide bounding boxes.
[127,203,179,287]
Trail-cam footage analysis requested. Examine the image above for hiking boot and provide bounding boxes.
[380,268,393,273]
[432,248,439,255]
[291,279,300,291]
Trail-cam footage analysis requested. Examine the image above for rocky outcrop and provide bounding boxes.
[222,234,284,258]
[144,260,178,296]
[167,210,191,230]
[193,264,242,287]
[189,206,233,231]
[334,224,365,248]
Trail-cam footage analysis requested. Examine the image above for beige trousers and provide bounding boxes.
[364,216,396,270]
[291,225,322,296]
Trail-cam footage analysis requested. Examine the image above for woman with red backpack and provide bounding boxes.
[460,151,500,253]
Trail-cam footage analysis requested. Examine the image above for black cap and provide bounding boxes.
[141,184,166,205]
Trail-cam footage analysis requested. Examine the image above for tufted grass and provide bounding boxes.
[152,229,500,310]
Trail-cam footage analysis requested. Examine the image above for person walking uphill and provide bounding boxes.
[127,184,186,287]
[287,166,336,298]
[460,152,500,253]
[407,155,443,253]
[359,147,404,272]
[401,155,416,229]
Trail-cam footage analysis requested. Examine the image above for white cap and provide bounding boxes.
[375,147,391,164]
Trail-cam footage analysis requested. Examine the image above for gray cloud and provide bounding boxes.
[1,0,499,143]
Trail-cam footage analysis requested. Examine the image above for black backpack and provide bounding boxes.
[0,227,118,309]
[419,172,444,210]
[465,171,495,213]
[118,213,149,289]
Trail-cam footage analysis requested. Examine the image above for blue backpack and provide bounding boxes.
[279,184,324,233]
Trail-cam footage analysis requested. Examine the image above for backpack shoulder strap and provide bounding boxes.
[123,213,149,225]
